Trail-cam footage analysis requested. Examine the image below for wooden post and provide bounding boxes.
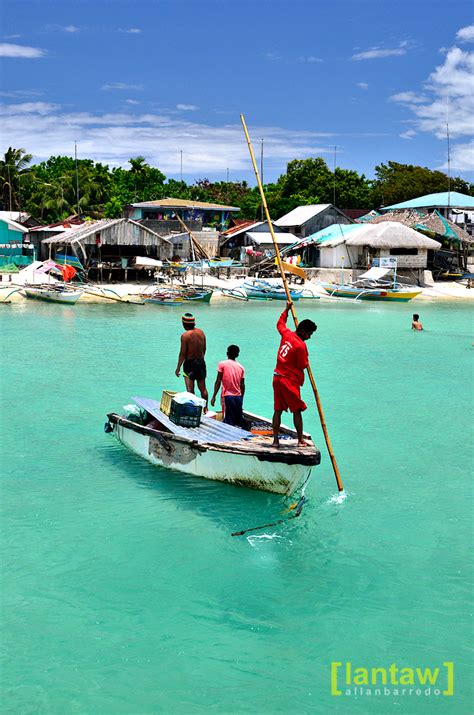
[240,113,344,492]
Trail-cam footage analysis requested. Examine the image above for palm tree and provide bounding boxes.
[0,147,33,211]
[129,156,149,201]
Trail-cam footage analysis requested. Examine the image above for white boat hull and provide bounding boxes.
[110,417,315,495]
[24,287,83,304]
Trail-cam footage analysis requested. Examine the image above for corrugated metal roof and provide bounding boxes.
[247,232,297,245]
[0,216,28,233]
[220,220,255,236]
[130,198,240,212]
[275,204,331,227]
[133,397,252,444]
[382,192,474,211]
[42,218,171,245]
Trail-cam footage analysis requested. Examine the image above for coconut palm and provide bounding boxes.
[0,147,33,210]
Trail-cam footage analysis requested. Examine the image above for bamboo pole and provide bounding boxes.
[240,114,344,492]
[174,214,210,260]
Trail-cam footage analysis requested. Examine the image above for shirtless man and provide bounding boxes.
[175,313,209,405]
[412,313,423,331]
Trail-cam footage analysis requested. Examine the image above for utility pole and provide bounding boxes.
[260,139,264,221]
[180,150,183,182]
[75,141,80,216]
[333,145,337,208]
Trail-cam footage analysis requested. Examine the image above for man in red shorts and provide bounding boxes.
[272,302,316,447]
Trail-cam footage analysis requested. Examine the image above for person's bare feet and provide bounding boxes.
[271,440,280,448]
[298,439,309,447]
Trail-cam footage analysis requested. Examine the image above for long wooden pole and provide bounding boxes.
[240,114,344,492]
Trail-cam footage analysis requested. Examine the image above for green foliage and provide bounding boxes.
[0,147,33,210]
[6,146,471,225]
[372,161,472,206]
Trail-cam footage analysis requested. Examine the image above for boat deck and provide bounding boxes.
[133,396,252,444]
[132,396,317,460]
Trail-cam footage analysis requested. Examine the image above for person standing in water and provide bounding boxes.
[210,345,245,426]
[412,313,423,331]
[272,302,316,448]
[175,313,209,406]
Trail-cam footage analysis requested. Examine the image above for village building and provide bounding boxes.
[0,216,34,272]
[284,221,441,283]
[274,204,352,238]
[219,220,296,265]
[123,198,240,258]
[41,218,172,281]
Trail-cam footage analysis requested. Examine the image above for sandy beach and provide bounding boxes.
[1,271,473,303]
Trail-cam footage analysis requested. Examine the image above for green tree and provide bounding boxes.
[0,147,33,210]
[372,161,472,207]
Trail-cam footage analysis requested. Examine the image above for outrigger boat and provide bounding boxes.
[105,396,320,495]
[23,284,83,304]
[222,278,302,302]
[322,266,421,302]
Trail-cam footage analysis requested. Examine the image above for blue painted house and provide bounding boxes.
[0,217,33,267]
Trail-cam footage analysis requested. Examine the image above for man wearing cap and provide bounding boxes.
[175,313,209,406]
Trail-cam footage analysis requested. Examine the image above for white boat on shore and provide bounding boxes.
[105,396,320,495]
[24,285,83,304]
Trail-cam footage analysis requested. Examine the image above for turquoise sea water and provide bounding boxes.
[1,297,472,714]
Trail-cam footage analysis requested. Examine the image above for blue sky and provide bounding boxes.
[1,0,473,185]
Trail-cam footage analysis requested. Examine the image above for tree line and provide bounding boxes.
[0,147,472,225]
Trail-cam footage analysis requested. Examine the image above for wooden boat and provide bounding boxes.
[243,279,302,301]
[181,288,213,303]
[322,283,421,302]
[24,285,83,304]
[141,290,184,305]
[221,287,249,301]
[105,396,320,495]
[321,266,421,302]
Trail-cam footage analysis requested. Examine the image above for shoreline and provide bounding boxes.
[1,274,473,303]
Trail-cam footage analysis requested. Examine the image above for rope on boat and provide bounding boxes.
[231,493,307,537]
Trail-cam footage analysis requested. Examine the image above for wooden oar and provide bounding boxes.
[240,113,344,493]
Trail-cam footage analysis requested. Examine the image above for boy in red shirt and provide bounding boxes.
[272,302,316,447]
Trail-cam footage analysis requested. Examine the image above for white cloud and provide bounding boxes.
[399,130,416,139]
[449,140,474,170]
[126,99,140,105]
[355,82,369,90]
[298,56,323,63]
[101,82,143,91]
[456,24,474,42]
[124,28,141,34]
[390,42,474,169]
[0,103,333,177]
[389,91,428,104]
[176,104,198,111]
[352,42,408,61]
[0,43,46,58]
[45,24,79,33]
[0,89,43,98]
[0,102,59,115]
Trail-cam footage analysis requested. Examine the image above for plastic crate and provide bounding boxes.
[160,390,177,416]
[169,399,202,428]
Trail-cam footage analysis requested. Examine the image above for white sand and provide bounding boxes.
[1,270,473,303]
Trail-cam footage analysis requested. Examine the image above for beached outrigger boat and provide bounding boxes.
[243,278,302,300]
[322,266,421,302]
[222,278,302,302]
[105,396,320,495]
[23,284,83,304]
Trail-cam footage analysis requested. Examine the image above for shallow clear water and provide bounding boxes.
[1,298,472,714]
